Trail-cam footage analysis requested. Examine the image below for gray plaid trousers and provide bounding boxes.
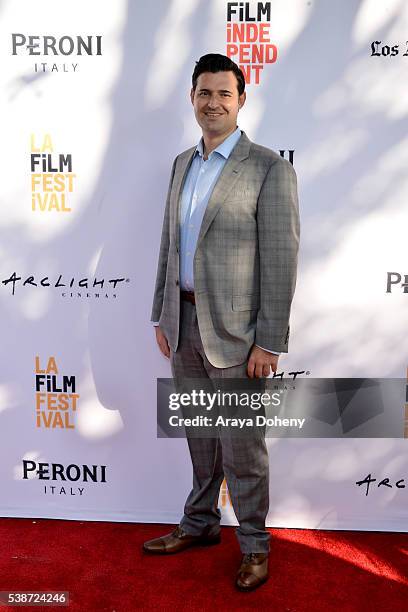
[171,301,270,554]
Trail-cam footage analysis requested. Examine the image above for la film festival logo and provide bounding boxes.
[22,460,107,497]
[226,2,277,85]
[30,134,76,212]
[35,356,79,429]
[11,34,102,73]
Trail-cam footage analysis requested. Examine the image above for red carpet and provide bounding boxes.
[0,518,407,611]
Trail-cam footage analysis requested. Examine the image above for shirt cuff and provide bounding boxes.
[255,344,281,356]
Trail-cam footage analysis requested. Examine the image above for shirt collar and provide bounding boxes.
[195,127,241,160]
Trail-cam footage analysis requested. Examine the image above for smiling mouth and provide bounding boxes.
[204,112,223,117]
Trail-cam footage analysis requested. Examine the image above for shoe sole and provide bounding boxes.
[235,575,268,592]
[143,535,221,555]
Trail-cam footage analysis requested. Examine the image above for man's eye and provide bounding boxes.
[199,92,208,96]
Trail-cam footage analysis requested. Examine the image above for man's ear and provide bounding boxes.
[238,91,246,109]
[190,87,195,105]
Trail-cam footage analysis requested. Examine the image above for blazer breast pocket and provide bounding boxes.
[232,294,259,312]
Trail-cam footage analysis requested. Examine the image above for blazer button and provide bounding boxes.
[175,280,179,286]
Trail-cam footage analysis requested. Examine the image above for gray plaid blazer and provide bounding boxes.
[151,131,300,368]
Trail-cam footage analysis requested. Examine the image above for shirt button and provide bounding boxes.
[189,224,194,229]
[187,252,191,256]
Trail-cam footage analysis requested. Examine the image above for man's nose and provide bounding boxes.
[207,96,219,109]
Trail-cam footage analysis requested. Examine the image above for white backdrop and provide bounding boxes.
[1,0,408,531]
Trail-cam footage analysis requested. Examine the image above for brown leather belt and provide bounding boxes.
[181,291,196,305]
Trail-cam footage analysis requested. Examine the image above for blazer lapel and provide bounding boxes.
[196,132,251,248]
[172,147,195,248]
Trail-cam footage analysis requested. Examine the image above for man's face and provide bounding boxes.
[190,71,246,137]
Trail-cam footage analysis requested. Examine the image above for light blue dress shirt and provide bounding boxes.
[179,127,241,291]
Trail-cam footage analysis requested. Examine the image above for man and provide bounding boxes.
[144,54,299,592]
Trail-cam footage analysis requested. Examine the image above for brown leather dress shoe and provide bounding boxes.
[142,525,221,554]
[236,552,269,591]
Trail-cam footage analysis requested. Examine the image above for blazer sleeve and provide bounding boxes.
[255,157,300,353]
[150,156,178,323]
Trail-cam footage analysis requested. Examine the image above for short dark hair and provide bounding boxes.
[192,53,245,95]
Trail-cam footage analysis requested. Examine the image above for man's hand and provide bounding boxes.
[155,325,170,358]
[247,346,279,378]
